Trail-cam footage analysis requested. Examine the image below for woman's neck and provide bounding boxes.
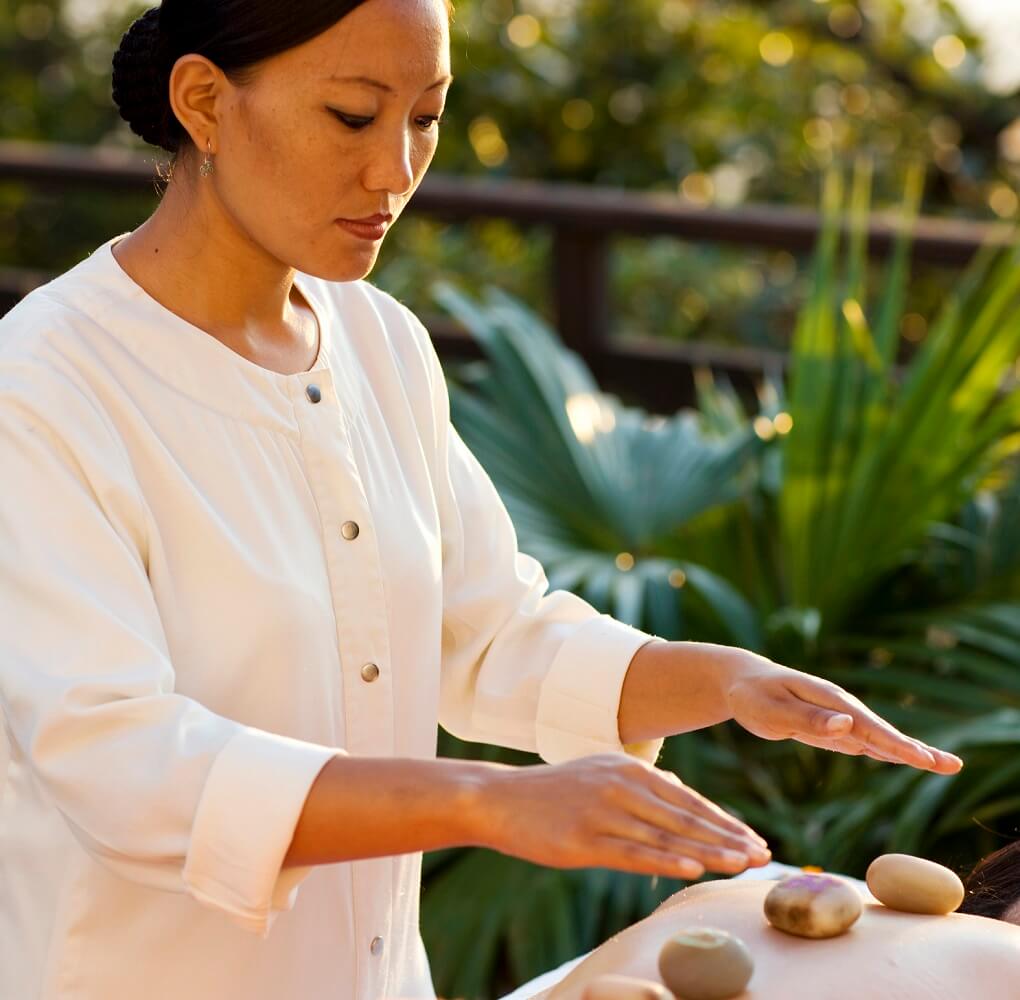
[111,176,319,371]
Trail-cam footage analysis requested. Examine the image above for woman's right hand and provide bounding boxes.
[470,753,771,880]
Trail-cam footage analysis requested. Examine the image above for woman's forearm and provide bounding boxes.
[618,640,742,744]
[282,753,498,869]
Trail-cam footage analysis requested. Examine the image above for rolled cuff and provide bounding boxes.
[182,726,340,937]
[535,614,667,765]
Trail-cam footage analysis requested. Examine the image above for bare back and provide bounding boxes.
[540,878,1020,999]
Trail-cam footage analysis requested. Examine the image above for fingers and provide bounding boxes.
[593,835,706,880]
[622,783,771,863]
[652,771,769,848]
[915,742,964,774]
[766,726,962,772]
[604,813,767,875]
[779,679,964,773]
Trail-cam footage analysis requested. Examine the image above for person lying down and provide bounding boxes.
[533,850,1020,1000]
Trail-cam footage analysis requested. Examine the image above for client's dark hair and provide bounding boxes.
[113,0,453,154]
[958,839,1020,920]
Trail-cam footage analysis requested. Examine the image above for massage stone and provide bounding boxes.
[865,853,965,915]
[656,927,754,1000]
[763,872,862,939]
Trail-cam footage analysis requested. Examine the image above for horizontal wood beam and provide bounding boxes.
[0,140,1009,266]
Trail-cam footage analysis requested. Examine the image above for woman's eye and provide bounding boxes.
[328,109,443,133]
[330,110,373,130]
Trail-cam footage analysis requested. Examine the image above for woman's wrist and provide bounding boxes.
[618,640,757,743]
[448,759,514,851]
[283,755,513,868]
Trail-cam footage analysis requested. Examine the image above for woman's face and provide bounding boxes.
[207,0,451,282]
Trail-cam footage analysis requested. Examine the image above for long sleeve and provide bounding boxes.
[0,361,337,937]
[408,312,666,765]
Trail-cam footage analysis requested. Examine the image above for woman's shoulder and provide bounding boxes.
[0,245,119,372]
[0,253,130,446]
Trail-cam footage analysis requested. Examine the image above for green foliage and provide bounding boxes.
[780,162,1020,627]
[422,167,1020,998]
[436,278,766,645]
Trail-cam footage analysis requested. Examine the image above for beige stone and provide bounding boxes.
[866,854,965,915]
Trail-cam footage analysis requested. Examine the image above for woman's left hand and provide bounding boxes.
[725,655,962,773]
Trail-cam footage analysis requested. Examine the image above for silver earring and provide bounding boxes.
[199,140,215,177]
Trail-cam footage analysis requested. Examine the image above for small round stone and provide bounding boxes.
[866,854,965,915]
[657,927,754,1000]
[581,973,670,1000]
[764,873,862,939]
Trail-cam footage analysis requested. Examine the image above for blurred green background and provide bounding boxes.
[3,2,1020,997]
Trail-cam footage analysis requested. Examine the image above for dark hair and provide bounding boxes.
[958,839,1020,920]
[112,1,379,154]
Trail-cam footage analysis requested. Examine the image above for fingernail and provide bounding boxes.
[826,714,853,732]
[721,850,750,865]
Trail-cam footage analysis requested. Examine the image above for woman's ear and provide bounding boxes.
[167,53,226,154]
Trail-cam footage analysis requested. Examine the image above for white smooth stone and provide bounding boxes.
[866,853,965,915]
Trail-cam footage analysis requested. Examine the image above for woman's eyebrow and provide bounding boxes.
[328,74,453,94]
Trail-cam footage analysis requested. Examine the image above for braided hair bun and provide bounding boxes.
[111,7,182,153]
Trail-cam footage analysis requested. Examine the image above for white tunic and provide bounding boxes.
[0,235,663,1000]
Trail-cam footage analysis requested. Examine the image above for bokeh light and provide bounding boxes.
[828,5,863,39]
[468,116,509,167]
[561,98,594,131]
[988,183,1019,218]
[760,32,794,68]
[681,172,715,205]
[506,14,541,48]
[933,35,967,71]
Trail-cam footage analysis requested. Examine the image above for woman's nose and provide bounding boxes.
[363,129,415,197]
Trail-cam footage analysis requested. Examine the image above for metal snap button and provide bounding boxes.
[305,384,322,403]
[340,521,360,540]
[370,936,384,956]
[360,663,380,683]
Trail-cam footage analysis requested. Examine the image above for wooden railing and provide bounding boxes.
[0,139,1008,411]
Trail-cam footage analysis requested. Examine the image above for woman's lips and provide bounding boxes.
[336,218,388,241]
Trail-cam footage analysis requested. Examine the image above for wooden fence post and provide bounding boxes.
[551,227,610,357]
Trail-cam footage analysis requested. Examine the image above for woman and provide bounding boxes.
[538,875,1020,999]
[0,2,961,998]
